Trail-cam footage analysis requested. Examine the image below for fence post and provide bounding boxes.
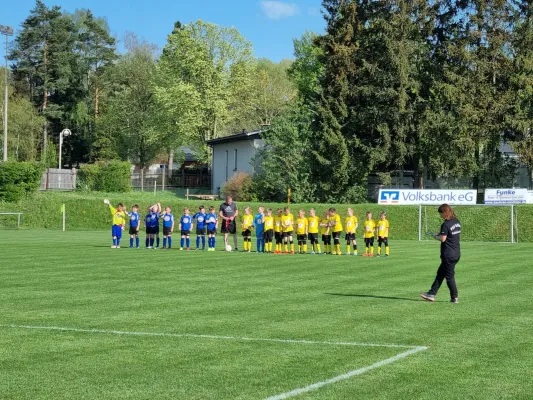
[186,188,189,200]
[141,168,144,192]
[418,204,422,241]
[154,180,156,195]
[162,168,165,192]
[511,205,514,244]
[72,168,77,190]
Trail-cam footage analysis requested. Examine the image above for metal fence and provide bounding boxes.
[40,168,77,191]
[131,168,211,192]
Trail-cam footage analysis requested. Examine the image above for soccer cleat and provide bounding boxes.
[420,292,435,302]
[346,252,350,256]
[353,253,358,256]
[111,245,117,248]
[368,254,374,257]
[128,246,133,249]
[311,251,315,255]
[283,251,289,255]
[290,251,295,255]
[450,298,459,304]
[186,248,190,251]
[376,254,381,257]
[385,254,389,257]
[146,246,152,249]
[179,247,184,251]
[362,253,368,257]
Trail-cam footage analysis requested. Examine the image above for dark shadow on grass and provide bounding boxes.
[324,293,446,303]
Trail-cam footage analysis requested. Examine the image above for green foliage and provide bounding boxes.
[220,173,255,202]
[77,161,131,192]
[0,162,44,202]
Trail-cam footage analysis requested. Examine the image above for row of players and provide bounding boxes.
[104,200,390,256]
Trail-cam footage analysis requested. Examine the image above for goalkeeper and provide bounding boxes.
[104,199,126,249]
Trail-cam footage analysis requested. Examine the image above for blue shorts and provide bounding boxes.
[112,225,123,239]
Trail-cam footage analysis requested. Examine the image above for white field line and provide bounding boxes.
[264,346,427,400]
[1,324,428,399]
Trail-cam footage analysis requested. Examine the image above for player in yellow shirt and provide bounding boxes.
[281,206,295,254]
[274,208,283,254]
[307,208,321,254]
[376,211,390,257]
[241,207,254,252]
[296,209,309,254]
[320,210,331,254]
[328,208,343,255]
[263,208,275,253]
[345,208,358,256]
[363,211,376,257]
[104,199,127,248]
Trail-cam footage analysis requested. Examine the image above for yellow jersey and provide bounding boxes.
[345,216,358,234]
[307,216,320,234]
[109,206,126,226]
[242,215,253,230]
[274,216,283,233]
[320,218,330,235]
[264,215,274,231]
[296,217,308,235]
[363,219,376,238]
[377,219,390,238]
[281,213,294,232]
[329,214,343,233]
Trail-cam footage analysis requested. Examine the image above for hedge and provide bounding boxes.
[0,192,532,242]
[77,161,132,193]
[0,162,44,202]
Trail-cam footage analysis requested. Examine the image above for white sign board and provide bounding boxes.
[484,189,528,204]
[527,190,533,204]
[378,189,476,205]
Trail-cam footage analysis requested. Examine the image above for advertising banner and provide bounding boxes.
[378,189,477,205]
[484,189,528,204]
[528,191,533,204]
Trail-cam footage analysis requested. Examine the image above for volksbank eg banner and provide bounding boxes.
[484,189,528,204]
[379,189,476,205]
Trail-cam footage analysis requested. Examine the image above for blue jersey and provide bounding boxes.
[162,213,174,228]
[254,213,265,236]
[193,212,207,229]
[180,215,193,231]
[206,213,217,231]
[128,212,140,228]
[146,212,159,228]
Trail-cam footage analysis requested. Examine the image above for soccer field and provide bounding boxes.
[1,230,532,399]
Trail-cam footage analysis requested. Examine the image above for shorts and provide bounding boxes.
[242,229,252,237]
[196,227,206,235]
[275,232,282,242]
[181,230,191,236]
[322,234,331,242]
[332,231,341,240]
[264,229,274,242]
[297,234,307,242]
[146,227,153,235]
[378,237,389,245]
[282,231,293,238]
[129,226,139,235]
[364,237,375,246]
[112,225,123,239]
[163,226,173,236]
[345,233,356,241]
[221,219,236,234]
[152,226,160,235]
[207,229,217,235]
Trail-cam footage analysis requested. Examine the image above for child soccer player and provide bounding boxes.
[241,207,254,252]
[104,199,126,248]
[363,211,376,257]
[281,207,295,254]
[193,206,207,250]
[206,206,218,251]
[307,208,321,254]
[296,209,308,254]
[274,208,283,254]
[179,208,193,250]
[144,204,161,249]
[320,210,331,254]
[254,206,265,253]
[161,207,175,249]
[263,208,275,253]
[377,211,390,257]
[328,208,343,255]
[345,208,358,256]
[127,204,140,248]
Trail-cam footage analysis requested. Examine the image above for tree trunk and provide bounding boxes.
[168,150,174,179]
[94,81,100,119]
[42,41,48,158]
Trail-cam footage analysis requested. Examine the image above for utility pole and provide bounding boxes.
[0,25,14,162]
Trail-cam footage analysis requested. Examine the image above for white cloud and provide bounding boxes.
[260,1,299,20]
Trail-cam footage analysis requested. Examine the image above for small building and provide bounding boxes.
[206,130,264,195]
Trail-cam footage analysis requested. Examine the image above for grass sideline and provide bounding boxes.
[0,230,532,399]
[1,191,533,241]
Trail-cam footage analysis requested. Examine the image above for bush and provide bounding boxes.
[78,161,132,193]
[221,172,256,201]
[0,162,44,202]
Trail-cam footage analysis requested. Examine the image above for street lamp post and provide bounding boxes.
[0,25,14,162]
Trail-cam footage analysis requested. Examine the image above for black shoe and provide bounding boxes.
[450,297,459,304]
[420,292,435,302]
[234,248,239,252]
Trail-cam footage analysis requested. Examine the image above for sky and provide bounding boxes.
[3,0,326,62]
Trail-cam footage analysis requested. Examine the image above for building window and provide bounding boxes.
[234,149,238,171]
[225,150,229,181]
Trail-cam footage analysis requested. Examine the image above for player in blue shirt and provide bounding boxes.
[206,206,218,251]
[254,206,265,253]
[144,203,161,249]
[179,208,194,251]
[193,206,207,250]
[161,207,175,249]
[127,204,141,248]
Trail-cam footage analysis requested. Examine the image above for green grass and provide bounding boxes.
[0,230,532,399]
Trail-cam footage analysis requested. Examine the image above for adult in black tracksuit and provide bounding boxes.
[420,204,461,303]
